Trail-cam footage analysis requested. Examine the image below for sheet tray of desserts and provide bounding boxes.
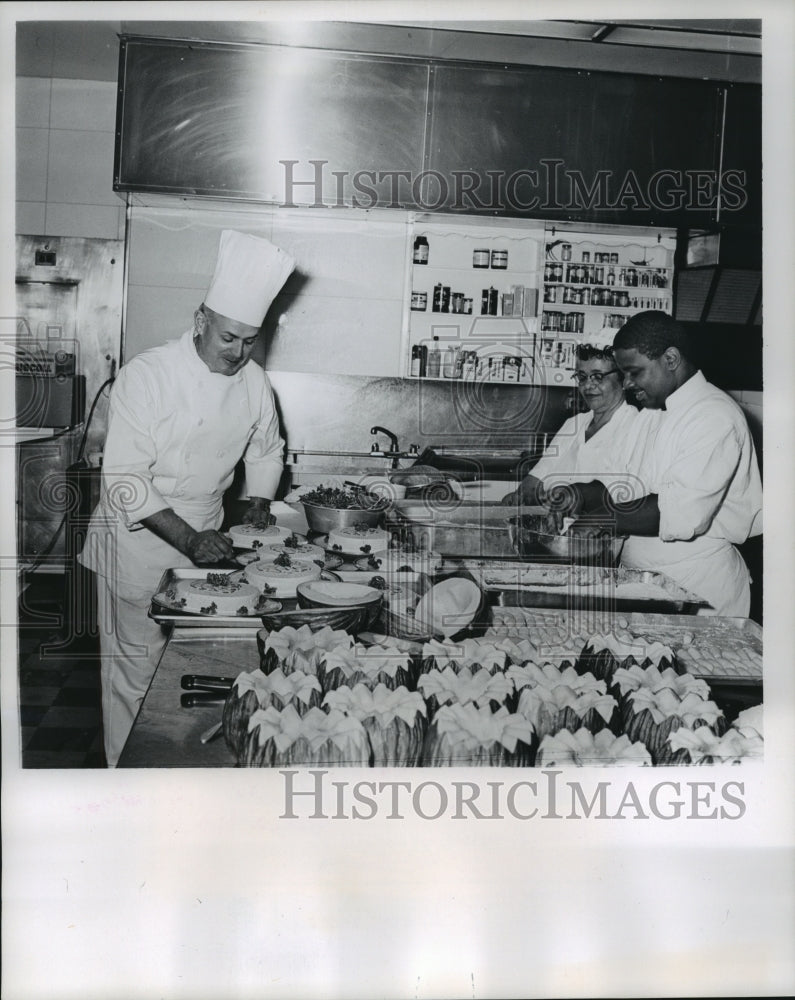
[460,561,710,614]
[489,607,762,682]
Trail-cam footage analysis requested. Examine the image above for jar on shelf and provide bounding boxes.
[503,356,521,382]
[413,236,429,265]
[473,248,490,268]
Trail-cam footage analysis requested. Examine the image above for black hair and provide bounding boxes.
[575,343,614,362]
[613,310,694,362]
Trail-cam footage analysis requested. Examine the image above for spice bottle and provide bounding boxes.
[426,337,441,379]
[443,345,458,378]
[413,236,429,264]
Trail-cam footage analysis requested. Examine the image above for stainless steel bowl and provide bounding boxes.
[300,502,385,535]
[508,515,626,565]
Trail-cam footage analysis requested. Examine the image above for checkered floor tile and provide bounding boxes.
[17,575,105,769]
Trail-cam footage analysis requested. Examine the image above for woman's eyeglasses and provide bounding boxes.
[570,369,620,386]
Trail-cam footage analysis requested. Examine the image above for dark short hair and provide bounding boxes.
[614,310,693,362]
[575,343,614,363]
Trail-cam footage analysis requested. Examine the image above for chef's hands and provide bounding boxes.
[185,529,234,564]
[242,497,274,529]
[142,508,234,565]
[534,481,612,534]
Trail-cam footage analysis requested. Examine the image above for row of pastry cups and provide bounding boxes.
[237,654,727,740]
[231,692,753,768]
[258,635,701,703]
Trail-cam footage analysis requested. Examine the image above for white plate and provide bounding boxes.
[297,580,383,607]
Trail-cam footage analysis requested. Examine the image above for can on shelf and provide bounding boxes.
[491,249,509,269]
[410,291,428,311]
[473,248,490,268]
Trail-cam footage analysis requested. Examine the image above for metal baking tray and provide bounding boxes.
[461,561,710,615]
[149,567,287,628]
[489,607,762,682]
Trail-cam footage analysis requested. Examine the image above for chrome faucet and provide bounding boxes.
[370,426,418,469]
[370,425,399,454]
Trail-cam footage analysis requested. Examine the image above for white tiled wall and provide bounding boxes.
[15,77,125,241]
[124,205,409,376]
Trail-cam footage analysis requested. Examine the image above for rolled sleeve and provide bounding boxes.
[657,424,742,541]
[243,377,285,499]
[101,365,170,528]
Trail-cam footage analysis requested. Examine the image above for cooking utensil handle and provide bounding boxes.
[200,721,224,744]
[181,691,228,707]
[181,675,235,691]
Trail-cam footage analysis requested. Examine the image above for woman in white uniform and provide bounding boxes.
[502,331,658,510]
[80,230,295,765]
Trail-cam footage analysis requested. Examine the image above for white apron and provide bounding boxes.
[621,535,750,618]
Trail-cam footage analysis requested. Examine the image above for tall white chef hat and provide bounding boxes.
[204,230,296,328]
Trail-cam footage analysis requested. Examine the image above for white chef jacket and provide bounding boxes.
[531,401,660,504]
[80,329,284,590]
[621,371,762,616]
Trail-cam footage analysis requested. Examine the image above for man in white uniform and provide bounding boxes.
[80,230,295,765]
[568,311,762,617]
[501,329,658,510]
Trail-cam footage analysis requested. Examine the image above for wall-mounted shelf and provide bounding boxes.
[401,217,678,383]
[402,218,543,384]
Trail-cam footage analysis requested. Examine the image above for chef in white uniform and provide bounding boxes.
[80,230,295,765]
[568,311,762,617]
[502,328,659,510]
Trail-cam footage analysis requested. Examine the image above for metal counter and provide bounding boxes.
[118,626,257,767]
